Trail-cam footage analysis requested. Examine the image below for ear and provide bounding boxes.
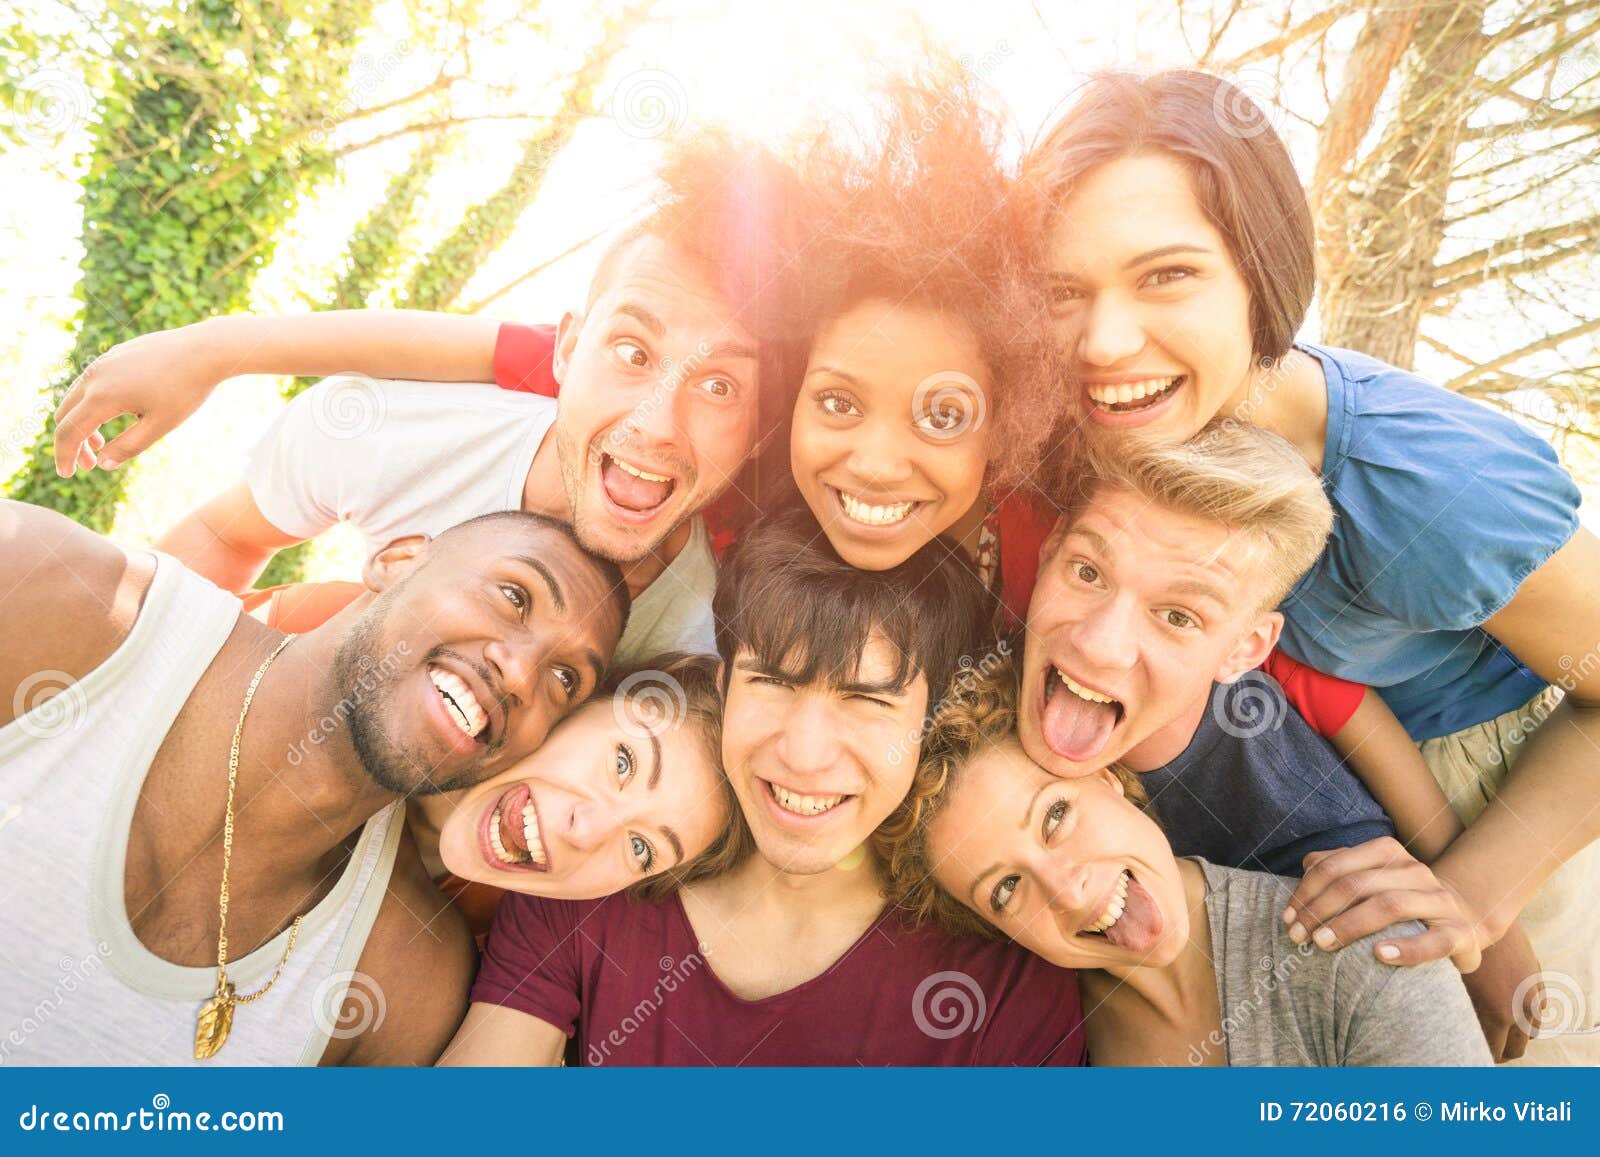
[552,310,583,385]
[1214,610,1283,684]
[364,534,431,593]
[1095,765,1126,797]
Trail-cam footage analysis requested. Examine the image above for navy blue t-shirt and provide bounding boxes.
[1140,672,1394,877]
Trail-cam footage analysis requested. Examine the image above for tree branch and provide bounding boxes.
[1442,315,1600,392]
[1216,2,1356,70]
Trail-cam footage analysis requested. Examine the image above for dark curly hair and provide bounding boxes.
[784,70,1079,498]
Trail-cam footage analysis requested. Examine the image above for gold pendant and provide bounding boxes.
[194,984,236,1060]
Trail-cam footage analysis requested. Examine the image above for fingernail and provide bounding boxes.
[100,458,117,470]
[1288,922,1307,944]
[1377,943,1399,961]
[1282,907,1296,925]
[1313,927,1336,949]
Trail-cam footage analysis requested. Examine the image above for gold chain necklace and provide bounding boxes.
[194,634,303,1061]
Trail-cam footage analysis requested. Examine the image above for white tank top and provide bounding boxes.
[0,551,402,1066]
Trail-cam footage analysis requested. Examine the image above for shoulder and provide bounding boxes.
[0,500,154,723]
[286,375,556,429]
[333,822,475,1066]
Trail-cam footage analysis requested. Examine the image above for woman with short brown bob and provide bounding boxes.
[1021,70,1600,1062]
[887,660,1492,1067]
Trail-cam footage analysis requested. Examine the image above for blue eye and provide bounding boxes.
[630,833,656,872]
[615,743,635,784]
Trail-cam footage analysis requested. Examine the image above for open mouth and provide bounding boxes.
[599,451,677,519]
[429,664,491,746]
[829,485,922,530]
[481,781,551,873]
[1086,375,1185,415]
[765,779,851,819]
[1075,868,1162,952]
[1040,665,1124,763]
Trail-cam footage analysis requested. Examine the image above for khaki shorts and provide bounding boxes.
[1419,685,1600,1065]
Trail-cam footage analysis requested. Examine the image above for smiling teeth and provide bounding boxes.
[1084,869,1131,934]
[838,490,915,527]
[488,810,522,865]
[430,667,487,738]
[1087,377,1180,406]
[771,783,845,816]
[1057,668,1115,704]
[610,455,672,484]
[521,801,548,868]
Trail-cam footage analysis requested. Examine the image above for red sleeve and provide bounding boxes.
[493,323,561,397]
[469,893,586,1036]
[1261,648,1367,739]
[996,492,1059,628]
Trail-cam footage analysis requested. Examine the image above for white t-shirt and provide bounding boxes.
[245,375,717,662]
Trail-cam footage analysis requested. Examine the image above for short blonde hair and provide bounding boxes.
[884,655,1146,940]
[1075,419,1333,610]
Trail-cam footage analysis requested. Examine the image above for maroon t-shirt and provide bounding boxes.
[472,890,1087,1066]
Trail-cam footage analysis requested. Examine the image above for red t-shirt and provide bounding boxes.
[472,890,1087,1067]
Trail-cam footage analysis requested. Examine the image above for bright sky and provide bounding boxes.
[2,0,1596,565]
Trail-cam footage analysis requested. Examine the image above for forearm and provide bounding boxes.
[195,311,500,383]
[154,511,278,595]
[1433,696,1600,942]
[1335,695,1465,862]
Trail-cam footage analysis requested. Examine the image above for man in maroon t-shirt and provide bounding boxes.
[441,510,1088,1066]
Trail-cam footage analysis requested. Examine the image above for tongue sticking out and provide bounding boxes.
[497,783,532,856]
[601,456,673,512]
[1041,676,1118,763]
[1103,875,1163,953]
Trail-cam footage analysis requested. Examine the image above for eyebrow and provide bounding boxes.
[646,731,663,790]
[970,864,1002,910]
[1164,578,1229,606]
[1022,779,1054,831]
[509,555,565,613]
[805,365,861,387]
[613,302,664,337]
[1064,527,1113,559]
[706,339,758,363]
[662,825,685,866]
[1122,244,1211,270]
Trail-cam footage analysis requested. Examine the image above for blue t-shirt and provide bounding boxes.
[1277,344,1581,740]
[1141,673,1395,876]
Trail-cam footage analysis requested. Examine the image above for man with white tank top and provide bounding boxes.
[0,499,627,1065]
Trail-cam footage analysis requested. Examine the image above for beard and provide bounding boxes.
[330,592,485,798]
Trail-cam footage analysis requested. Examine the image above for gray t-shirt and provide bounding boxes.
[1197,859,1492,1066]
[245,376,716,662]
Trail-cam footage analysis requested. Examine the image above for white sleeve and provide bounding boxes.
[243,375,387,540]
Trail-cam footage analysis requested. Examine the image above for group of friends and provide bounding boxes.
[3,68,1598,1067]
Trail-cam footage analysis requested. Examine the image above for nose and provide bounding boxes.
[483,631,556,711]
[773,698,845,779]
[559,791,625,853]
[843,423,914,488]
[1076,293,1146,368]
[1067,596,1139,674]
[628,371,691,451]
[1039,853,1097,915]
